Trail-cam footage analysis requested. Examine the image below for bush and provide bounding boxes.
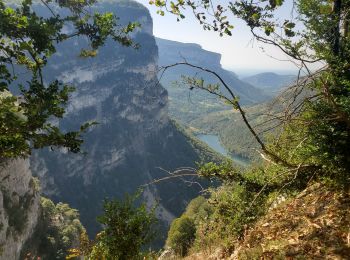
[71,192,158,260]
[166,216,196,256]
[96,194,157,260]
[185,196,213,224]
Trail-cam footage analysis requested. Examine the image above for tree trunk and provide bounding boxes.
[332,0,342,56]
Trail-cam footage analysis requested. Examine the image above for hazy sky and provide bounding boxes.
[135,0,301,74]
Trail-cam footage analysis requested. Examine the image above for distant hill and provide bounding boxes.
[242,72,296,93]
[190,82,314,161]
[156,38,270,124]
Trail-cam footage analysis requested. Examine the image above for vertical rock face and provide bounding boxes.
[0,159,40,260]
[30,0,214,246]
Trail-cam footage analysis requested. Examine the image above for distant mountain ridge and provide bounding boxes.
[156,39,222,70]
[156,38,270,125]
[242,72,296,93]
[156,38,269,104]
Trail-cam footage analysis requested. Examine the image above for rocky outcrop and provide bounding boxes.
[0,159,40,260]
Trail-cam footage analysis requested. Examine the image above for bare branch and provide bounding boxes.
[159,61,300,169]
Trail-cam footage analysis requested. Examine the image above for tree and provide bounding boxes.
[158,4,349,255]
[153,0,350,187]
[166,215,196,256]
[0,0,139,158]
[68,192,157,260]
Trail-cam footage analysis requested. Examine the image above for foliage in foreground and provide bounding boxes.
[166,215,196,256]
[68,192,158,260]
[160,2,350,255]
[166,164,270,257]
[0,0,138,158]
[154,0,350,186]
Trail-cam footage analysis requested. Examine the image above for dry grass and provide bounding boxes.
[237,183,350,259]
[179,183,350,260]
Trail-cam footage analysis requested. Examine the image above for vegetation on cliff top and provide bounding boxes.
[21,197,85,259]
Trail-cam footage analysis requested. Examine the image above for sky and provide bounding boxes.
[135,0,302,75]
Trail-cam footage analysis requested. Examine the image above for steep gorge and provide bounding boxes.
[29,0,218,246]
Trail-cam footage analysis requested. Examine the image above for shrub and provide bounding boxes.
[96,194,157,260]
[70,192,158,260]
[185,196,213,224]
[166,216,196,256]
